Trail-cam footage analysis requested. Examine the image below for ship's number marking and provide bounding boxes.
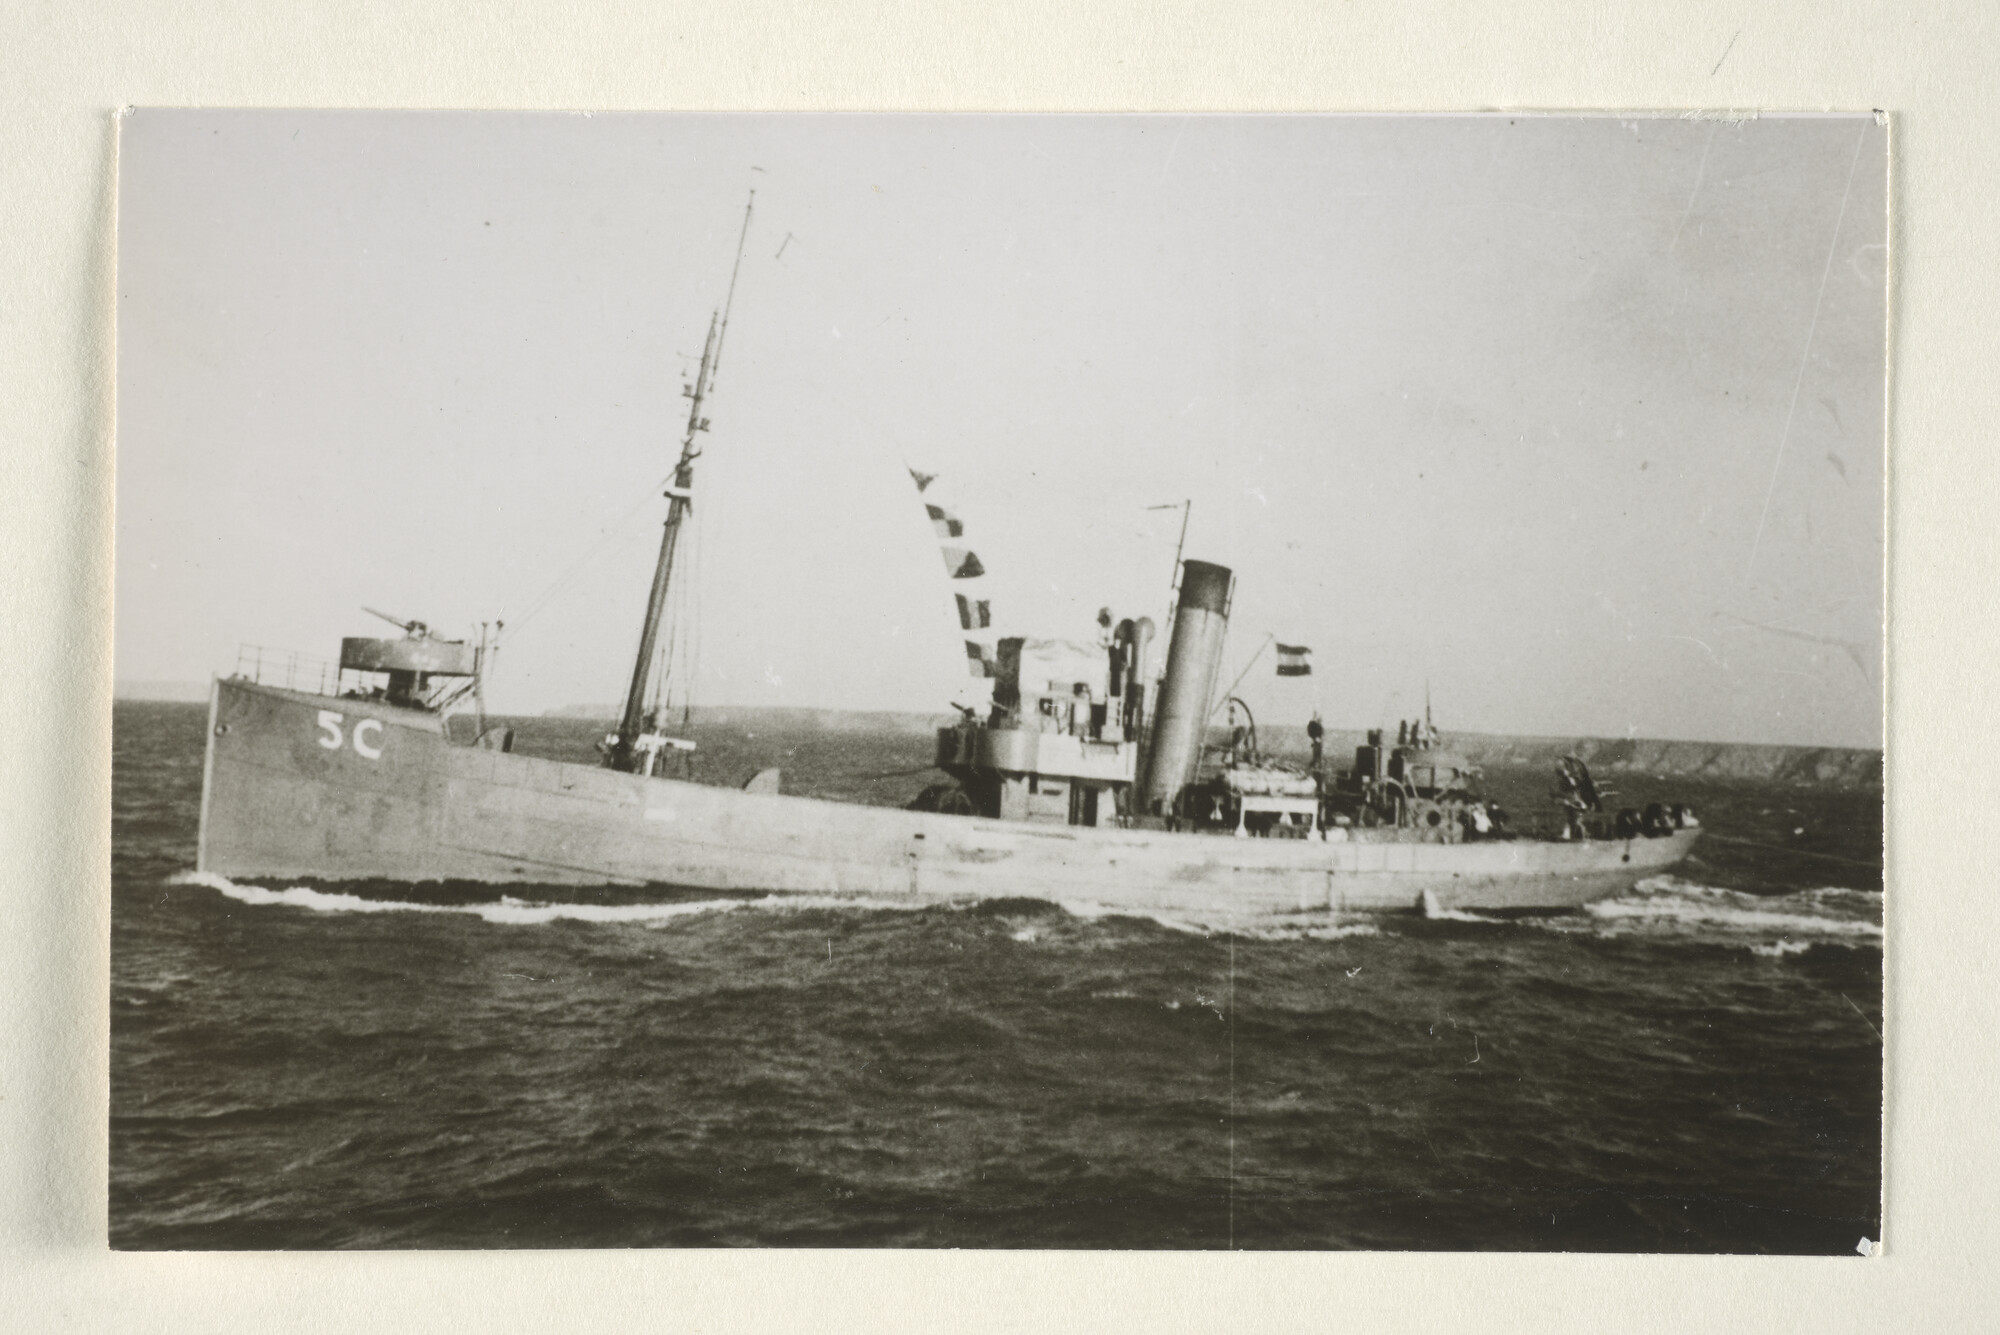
[315,710,385,760]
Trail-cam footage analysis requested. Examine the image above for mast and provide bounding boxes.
[609,193,754,771]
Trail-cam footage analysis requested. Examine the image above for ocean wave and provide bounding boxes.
[1053,898,1213,935]
[1543,875,1882,952]
[743,893,937,916]
[1796,885,1886,909]
[168,871,746,926]
[1297,922,1382,941]
[1239,919,1381,942]
[1421,906,1511,925]
[173,872,1059,930]
[167,870,1376,942]
[1052,898,1380,941]
[173,869,1859,953]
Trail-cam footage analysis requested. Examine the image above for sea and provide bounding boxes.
[110,700,1883,1252]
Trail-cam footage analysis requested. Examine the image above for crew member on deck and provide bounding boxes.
[1307,713,1324,770]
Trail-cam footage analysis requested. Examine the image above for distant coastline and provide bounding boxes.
[113,680,212,703]
[111,689,1879,791]
[539,702,1884,792]
[540,701,956,737]
[1408,732,1881,793]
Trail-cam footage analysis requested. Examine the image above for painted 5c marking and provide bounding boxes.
[315,709,385,761]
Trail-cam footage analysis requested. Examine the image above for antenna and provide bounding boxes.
[710,192,755,383]
[1146,499,1192,655]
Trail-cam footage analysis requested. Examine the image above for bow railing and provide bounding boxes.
[232,644,342,696]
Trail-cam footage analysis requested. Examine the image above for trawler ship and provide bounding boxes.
[195,201,1701,918]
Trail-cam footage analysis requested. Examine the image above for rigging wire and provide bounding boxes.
[484,195,753,728]
[636,471,705,733]
[686,483,706,729]
[647,588,673,721]
[650,514,691,723]
[494,471,679,642]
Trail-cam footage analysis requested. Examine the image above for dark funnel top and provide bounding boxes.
[1177,560,1234,615]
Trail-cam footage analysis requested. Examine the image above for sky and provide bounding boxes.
[116,112,1885,748]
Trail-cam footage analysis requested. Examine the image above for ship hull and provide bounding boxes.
[198,677,1700,917]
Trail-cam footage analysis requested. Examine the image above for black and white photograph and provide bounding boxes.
[112,110,1885,1251]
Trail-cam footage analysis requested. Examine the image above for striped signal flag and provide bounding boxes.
[1275,643,1313,677]
[911,467,999,678]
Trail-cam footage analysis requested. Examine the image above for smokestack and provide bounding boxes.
[1137,560,1233,816]
[1128,617,1155,699]
[1113,616,1156,736]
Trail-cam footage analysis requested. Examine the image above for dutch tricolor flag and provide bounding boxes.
[1275,644,1312,677]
